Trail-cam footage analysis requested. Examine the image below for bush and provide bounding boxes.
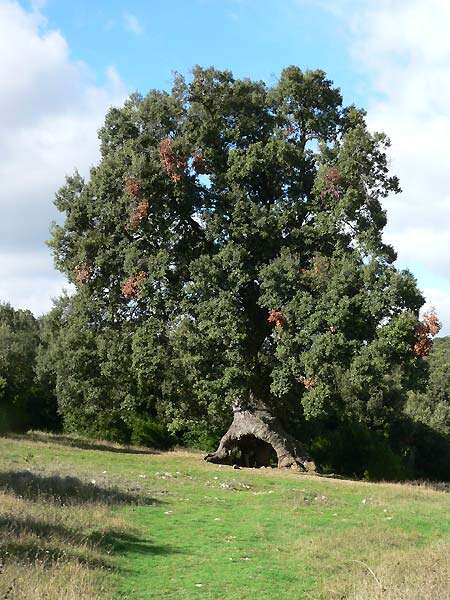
[177,422,222,452]
[310,423,410,481]
[62,410,132,445]
[129,417,174,449]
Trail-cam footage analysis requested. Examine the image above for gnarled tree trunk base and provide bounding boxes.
[205,404,315,471]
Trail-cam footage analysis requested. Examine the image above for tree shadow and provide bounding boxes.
[89,529,180,558]
[6,432,159,455]
[0,470,161,506]
[1,539,113,571]
[0,515,179,571]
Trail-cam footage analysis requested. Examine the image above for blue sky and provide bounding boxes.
[2,0,450,334]
[36,0,360,99]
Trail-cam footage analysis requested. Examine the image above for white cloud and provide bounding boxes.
[0,0,126,315]
[123,12,143,35]
[305,0,450,334]
[0,251,71,316]
[348,1,450,334]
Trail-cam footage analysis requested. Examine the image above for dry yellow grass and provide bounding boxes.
[0,560,104,600]
[321,537,450,599]
[0,486,133,599]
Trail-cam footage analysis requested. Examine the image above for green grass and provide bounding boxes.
[0,432,449,599]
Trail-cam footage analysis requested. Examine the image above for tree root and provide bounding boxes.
[204,404,315,471]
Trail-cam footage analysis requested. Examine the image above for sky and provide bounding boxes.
[1,0,450,333]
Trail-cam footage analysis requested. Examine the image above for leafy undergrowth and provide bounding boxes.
[0,432,449,599]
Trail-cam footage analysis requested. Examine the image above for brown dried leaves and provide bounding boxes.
[413,309,441,358]
[159,138,186,182]
[74,263,92,285]
[267,310,286,328]
[121,271,147,299]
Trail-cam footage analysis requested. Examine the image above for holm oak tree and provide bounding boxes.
[49,66,439,469]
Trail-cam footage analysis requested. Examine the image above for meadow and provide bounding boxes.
[0,432,448,599]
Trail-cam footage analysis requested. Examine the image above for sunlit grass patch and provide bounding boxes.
[0,432,448,599]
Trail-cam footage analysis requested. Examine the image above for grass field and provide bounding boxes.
[0,432,448,599]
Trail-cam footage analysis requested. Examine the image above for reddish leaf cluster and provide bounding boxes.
[192,152,208,174]
[159,138,185,182]
[413,310,441,358]
[125,177,141,198]
[298,376,317,390]
[301,256,329,279]
[423,310,441,336]
[121,271,147,299]
[325,166,341,186]
[128,200,149,230]
[267,309,286,328]
[74,263,92,285]
[283,124,296,138]
[321,166,342,201]
[413,331,433,358]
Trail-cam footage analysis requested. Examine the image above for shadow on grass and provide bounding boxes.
[0,515,179,571]
[0,471,161,506]
[90,529,180,557]
[6,432,159,455]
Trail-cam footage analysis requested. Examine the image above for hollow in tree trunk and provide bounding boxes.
[205,398,315,471]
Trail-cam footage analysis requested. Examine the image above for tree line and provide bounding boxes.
[1,299,449,479]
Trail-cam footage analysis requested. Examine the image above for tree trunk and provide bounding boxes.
[204,399,315,471]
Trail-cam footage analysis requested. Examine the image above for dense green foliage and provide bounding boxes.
[43,65,444,477]
[36,294,172,446]
[0,303,58,432]
[404,337,450,479]
[2,66,449,479]
[407,336,450,438]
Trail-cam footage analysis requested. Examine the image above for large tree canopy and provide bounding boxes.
[49,66,438,469]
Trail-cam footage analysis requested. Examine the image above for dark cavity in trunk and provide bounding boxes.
[205,400,315,471]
